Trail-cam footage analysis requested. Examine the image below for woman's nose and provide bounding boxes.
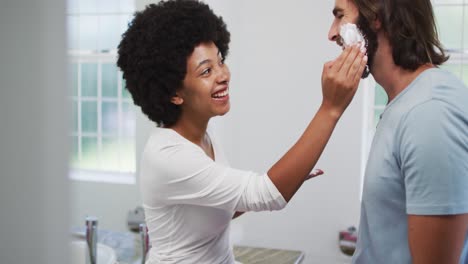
[217,64,230,83]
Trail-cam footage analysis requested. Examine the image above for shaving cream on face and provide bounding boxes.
[340,23,366,53]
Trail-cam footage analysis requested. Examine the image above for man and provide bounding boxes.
[328,0,468,263]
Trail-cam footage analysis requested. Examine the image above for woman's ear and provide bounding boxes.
[171,93,183,105]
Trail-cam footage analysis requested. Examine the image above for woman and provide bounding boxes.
[117,0,367,263]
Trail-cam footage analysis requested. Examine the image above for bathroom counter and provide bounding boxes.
[234,245,304,264]
[71,227,304,264]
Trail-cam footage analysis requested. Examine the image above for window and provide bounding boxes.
[359,77,387,195]
[361,0,468,194]
[67,0,136,183]
[360,76,381,196]
[433,0,468,81]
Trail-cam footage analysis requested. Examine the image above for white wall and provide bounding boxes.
[0,1,69,263]
[207,1,364,263]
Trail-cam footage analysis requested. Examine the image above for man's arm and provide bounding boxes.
[408,214,468,264]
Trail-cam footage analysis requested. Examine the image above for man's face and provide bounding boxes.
[328,0,377,78]
[328,0,360,46]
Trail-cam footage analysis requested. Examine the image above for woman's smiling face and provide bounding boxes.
[172,41,231,121]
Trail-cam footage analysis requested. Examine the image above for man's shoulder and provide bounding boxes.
[423,67,467,95]
[396,68,467,115]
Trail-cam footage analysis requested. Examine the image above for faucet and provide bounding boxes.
[139,223,150,264]
[85,216,98,264]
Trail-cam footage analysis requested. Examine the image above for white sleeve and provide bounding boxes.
[141,141,287,212]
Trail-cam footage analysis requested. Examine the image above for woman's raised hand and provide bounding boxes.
[321,44,368,119]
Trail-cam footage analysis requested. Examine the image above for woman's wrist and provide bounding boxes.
[318,102,343,122]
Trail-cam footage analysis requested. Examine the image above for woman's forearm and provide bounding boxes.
[267,104,340,202]
[267,45,367,202]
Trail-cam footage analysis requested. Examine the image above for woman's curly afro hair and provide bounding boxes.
[117,0,230,127]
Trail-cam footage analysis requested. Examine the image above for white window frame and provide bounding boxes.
[68,51,136,185]
[360,77,377,198]
[67,0,137,184]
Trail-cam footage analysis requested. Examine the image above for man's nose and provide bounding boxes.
[328,23,339,42]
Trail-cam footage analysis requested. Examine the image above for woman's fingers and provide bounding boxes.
[352,55,368,84]
[331,46,353,73]
[320,44,367,115]
[326,44,365,88]
[305,169,324,181]
[339,44,363,76]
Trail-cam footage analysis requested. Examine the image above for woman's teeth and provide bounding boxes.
[212,89,228,98]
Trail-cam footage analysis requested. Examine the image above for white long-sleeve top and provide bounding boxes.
[140,127,287,264]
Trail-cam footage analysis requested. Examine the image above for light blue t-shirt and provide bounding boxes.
[353,68,468,264]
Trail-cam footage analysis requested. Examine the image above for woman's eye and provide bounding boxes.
[201,68,211,75]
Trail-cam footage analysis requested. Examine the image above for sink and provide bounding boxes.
[70,241,117,264]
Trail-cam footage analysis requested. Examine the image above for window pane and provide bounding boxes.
[120,137,136,172]
[68,16,79,50]
[82,101,98,133]
[81,136,100,170]
[122,102,136,137]
[72,100,78,133]
[119,14,134,41]
[79,0,98,14]
[119,0,135,13]
[79,15,99,51]
[102,137,119,171]
[374,84,388,106]
[67,0,79,14]
[99,15,122,51]
[69,62,78,96]
[81,63,98,97]
[464,6,468,51]
[434,6,463,51]
[70,135,79,166]
[98,0,120,13]
[102,102,118,135]
[461,64,468,84]
[102,63,118,97]
[432,0,463,4]
[441,63,462,79]
[122,78,131,99]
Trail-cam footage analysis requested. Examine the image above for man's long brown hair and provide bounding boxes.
[354,0,449,70]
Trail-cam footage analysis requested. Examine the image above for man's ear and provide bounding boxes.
[171,93,183,105]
